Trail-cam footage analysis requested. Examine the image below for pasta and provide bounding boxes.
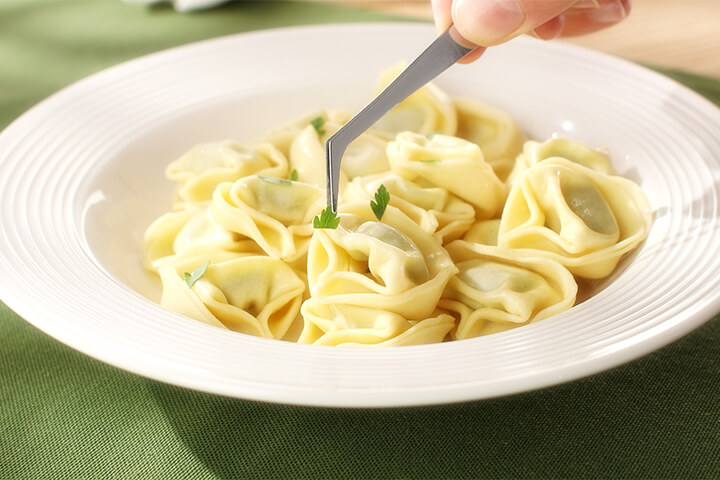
[342,173,475,242]
[371,63,457,139]
[499,158,652,278]
[166,140,288,204]
[440,240,577,339]
[210,175,324,261]
[387,132,507,219]
[143,66,652,345]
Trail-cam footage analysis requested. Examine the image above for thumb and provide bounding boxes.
[451,0,577,46]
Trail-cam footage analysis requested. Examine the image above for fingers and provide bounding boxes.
[457,45,488,64]
[433,0,631,64]
[557,0,631,37]
[451,0,578,46]
[531,14,566,40]
[436,0,631,47]
[431,0,454,34]
[433,1,488,64]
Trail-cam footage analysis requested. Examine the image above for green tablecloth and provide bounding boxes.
[2,1,719,478]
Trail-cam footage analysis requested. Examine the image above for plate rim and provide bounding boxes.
[2,22,720,407]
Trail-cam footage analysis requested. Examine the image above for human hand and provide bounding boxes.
[432,0,631,62]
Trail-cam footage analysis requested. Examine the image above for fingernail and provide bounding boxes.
[589,0,628,23]
[572,0,600,10]
[454,0,527,46]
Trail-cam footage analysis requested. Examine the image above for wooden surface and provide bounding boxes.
[326,0,720,79]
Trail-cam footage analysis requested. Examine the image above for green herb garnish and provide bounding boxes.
[370,184,390,221]
[426,130,442,139]
[309,116,326,136]
[184,260,210,288]
[258,175,292,186]
[290,169,299,181]
[418,159,439,163]
[313,206,340,229]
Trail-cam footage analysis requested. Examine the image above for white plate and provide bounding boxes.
[2,23,720,407]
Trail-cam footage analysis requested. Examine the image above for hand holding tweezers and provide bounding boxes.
[325,27,474,213]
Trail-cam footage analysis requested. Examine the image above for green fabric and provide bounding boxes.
[2,1,720,478]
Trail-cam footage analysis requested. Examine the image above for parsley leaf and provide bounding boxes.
[370,184,390,221]
[309,116,326,136]
[290,169,299,181]
[184,260,210,288]
[426,130,442,139]
[313,206,340,229]
[258,175,292,186]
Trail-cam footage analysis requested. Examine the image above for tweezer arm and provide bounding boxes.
[325,27,474,212]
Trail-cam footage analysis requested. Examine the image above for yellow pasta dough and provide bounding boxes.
[441,240,577,339]
[143,205,262,272]
[210,175,324,261]
[387,132,507,219]
[342,173,475,242]
[454,98,526,182]
[507,137,615,187]
[306,202,457,321]
[371,63,457,138]
[158,253,305,339]
[299,302,455,347]
[143,68,652,345]
[499,158,652,278]
[166,140,288,205]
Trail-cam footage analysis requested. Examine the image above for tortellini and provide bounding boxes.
[142,204,262,272]
[454,98,526,181]
[158,251,305,339]
[143,67,653,346]
[440,241,577,339]
[342,173,475,242]
[166,141,287,204]
[507,137,615,186]
[210,175,325,261]
[262,109,350,158]
[387,131,506,219]
[499,158,652,278]
[305,203,457,320]
[299,302,455,347]
[299,202,457,345]
[371,63,457,138]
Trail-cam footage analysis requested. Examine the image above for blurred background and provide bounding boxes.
[319,0,720,79]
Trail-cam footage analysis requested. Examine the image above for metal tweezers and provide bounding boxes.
[325,27,474,213]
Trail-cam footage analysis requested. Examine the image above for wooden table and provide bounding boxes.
[324,0,720,79]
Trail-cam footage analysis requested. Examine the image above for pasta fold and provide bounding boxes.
[499,158,652,278]
[166,141,287,204]
[299,302,455,346]
[507,137,615,186]
[306,202,458,320]
[262,109,351,158]
[158,253,306,339]
[371,63,457,138]
[210,175,324,261]
[342,173,475,242]
[441,240,577,339]
[387,132,506,219]
[454,98,526,182]
[142,205,261,272]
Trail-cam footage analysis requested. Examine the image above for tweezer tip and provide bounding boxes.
[325,136,341,213]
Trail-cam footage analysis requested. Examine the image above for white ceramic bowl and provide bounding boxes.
[2,23,720,407]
